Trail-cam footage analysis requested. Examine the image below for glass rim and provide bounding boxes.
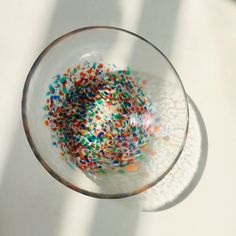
[22,25,189,199]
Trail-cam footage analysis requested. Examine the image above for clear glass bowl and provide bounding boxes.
[22,26,189,198]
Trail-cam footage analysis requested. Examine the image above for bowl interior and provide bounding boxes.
[22,27,188,198]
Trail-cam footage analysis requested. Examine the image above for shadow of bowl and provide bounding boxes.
[117,96,208,211]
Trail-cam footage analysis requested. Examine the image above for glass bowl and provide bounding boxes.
[22,26,189,198]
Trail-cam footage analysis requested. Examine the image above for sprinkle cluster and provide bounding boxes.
[43,62,159,174]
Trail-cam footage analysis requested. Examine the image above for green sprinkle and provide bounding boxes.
[126,66,130,75]
[99,169,106,175]
[60,77,67,83]
[136,155,143,160]
[96,98,103,105]
[113,114,122,120]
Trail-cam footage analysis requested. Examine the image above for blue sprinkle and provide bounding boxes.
[98,132,104,138]
[53,95,59,100]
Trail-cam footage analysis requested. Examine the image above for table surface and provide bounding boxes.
[1,0,236,235]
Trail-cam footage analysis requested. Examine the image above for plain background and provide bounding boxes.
[0,0,236,235]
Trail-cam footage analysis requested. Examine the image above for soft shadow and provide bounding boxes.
[135,0,182,57]
[88,1,183,235]
[0,123,69,236]
[118,96,208,212]
[89,200,139,236]
[0,1,121,236]
[157,96,208,211]
[0,0,184,235]
[42,0,121,44]
[88,2,184,234]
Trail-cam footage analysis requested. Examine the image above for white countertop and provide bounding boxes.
[1,0,236,235]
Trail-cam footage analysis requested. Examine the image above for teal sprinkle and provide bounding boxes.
[62,87,68,94]
[49,84,55,94]
[124,101,131,107]
[112,159,119,164]
[92,63,97,69]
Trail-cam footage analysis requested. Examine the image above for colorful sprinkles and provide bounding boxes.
[43,62,160,175]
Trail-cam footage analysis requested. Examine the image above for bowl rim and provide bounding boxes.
[22,25,189,199]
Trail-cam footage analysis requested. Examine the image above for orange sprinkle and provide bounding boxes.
[44,120,49,126]
[134,137,138,142]
[125,165,138,171]
[67,68,71,73]
[77,64,80,68]
[154,125,161,133]
[87,68,92,73]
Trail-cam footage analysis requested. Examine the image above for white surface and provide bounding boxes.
[0,0,236,235]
